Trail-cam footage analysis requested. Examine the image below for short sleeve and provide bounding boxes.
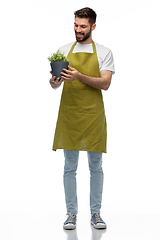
[101,50,115,74]
[58,42,74,57]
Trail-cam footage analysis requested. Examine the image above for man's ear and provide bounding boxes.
[92,23,96,31]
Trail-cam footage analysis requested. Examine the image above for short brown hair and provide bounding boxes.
[74,7,97,25]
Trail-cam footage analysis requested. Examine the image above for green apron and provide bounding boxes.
[52,41,107,153]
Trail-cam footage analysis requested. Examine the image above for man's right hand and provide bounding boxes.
[49,71,63,89]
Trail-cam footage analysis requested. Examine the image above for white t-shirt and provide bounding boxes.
[58,42,115,74]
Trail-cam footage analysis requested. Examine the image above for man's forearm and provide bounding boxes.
[77,72,111,91]
[61,66,112,90]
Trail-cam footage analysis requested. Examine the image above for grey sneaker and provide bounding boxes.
[63,213,76,230]
[91,213,106,229]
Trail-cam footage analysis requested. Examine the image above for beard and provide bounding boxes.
[75,27,92,43]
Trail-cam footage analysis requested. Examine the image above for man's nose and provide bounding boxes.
[76,26,82,32]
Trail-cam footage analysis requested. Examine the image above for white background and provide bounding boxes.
[0,0,160,239]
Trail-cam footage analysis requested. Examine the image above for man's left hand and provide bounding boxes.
[61,66,79,81]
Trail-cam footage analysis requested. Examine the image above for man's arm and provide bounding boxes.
[78,69,112,90]
[61,66,112,91]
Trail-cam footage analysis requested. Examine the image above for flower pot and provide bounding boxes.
[50,61,69,78]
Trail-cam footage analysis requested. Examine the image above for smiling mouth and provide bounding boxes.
[76,32,84,37]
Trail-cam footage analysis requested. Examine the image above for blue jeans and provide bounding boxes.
[63,150,104,215]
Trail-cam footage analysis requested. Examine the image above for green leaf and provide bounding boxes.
[47,51,69,62]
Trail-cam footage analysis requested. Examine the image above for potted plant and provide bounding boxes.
[48,51,69,78]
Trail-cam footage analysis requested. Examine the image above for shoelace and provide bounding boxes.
[66,213,75,224]
[93,213,103,223]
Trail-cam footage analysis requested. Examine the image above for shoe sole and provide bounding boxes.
[63,224,76,230]
[91,221,106,229]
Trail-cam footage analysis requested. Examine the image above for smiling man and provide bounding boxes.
[49,7,115,230]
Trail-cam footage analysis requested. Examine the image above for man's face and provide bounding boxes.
[74,17,95,43]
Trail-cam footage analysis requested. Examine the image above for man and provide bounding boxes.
[49,7,115,230]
